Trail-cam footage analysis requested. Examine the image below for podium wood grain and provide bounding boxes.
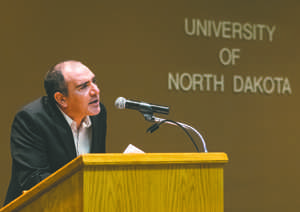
[0,153,228,212]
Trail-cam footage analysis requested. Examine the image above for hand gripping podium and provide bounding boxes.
[1,153,228,212]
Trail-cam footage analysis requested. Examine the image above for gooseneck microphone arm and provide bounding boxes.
[147,116,208,153]
[115,97,208,152]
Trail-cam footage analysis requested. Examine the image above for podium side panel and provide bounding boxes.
[17,170,83,212]
[83,164,224,212]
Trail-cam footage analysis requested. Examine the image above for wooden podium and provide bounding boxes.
[1,153,228,212]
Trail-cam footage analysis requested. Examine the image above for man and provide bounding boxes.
[4,60,107,205]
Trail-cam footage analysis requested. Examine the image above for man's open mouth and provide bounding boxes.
[89,99,99,105]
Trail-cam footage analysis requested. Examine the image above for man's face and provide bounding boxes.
[62,62,101,122]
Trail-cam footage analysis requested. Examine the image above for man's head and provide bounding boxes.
[44,60,101,125]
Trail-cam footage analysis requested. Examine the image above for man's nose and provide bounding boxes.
[90,83,100,95]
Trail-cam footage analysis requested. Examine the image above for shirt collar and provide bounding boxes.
[57,105,92,129]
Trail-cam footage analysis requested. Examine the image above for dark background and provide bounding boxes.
[0,1,299,211]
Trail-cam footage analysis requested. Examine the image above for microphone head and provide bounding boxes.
[115,97,126,109]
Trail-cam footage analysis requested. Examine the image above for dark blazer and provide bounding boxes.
[4,96,107,205]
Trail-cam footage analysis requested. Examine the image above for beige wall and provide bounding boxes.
[0,1,300,211]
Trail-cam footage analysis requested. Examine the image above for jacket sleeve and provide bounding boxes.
[10,109,52,191]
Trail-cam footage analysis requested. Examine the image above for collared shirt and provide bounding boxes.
[58,107,92,156]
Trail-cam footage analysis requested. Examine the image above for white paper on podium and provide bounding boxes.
[123,144,145,154]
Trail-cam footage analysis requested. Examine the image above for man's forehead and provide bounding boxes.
[62,61,86,73]
[62,62,94,80]
[55,60,81,70]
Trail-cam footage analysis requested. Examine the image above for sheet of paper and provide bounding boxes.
[123,144,145,154]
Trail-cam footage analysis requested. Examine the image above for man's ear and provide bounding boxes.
[54,92,67,108]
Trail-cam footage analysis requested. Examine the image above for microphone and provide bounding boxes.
[115,97,169,115]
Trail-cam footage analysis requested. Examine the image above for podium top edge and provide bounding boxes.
[79,152,229,165]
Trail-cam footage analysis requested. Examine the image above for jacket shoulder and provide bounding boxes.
[14,97,63,125]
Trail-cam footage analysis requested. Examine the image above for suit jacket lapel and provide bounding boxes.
[90,116,99,153]
[54,118,77,159]
[46,99,77,159]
